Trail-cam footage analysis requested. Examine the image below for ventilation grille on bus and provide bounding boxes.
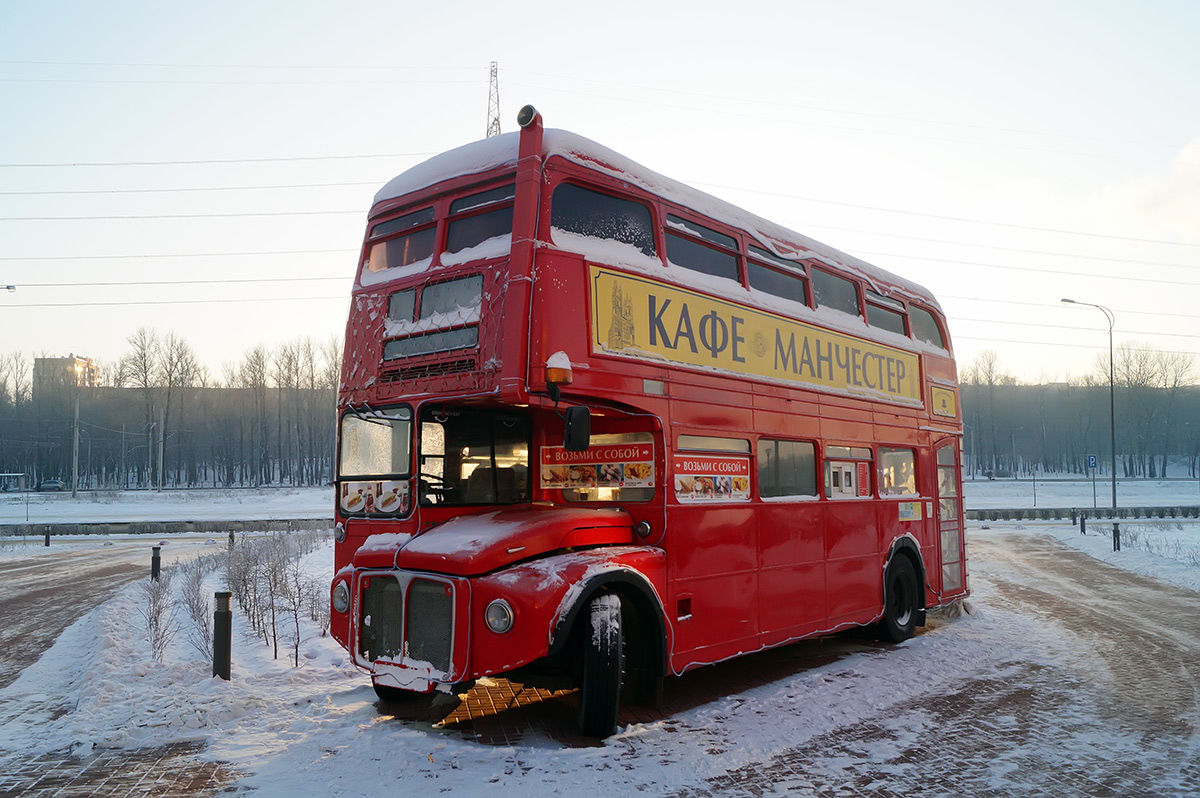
[379,358,477,384]
[406,579,453,673]
[359,577,403,662]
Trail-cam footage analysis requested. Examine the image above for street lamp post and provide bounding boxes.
[1062,298,1117,513]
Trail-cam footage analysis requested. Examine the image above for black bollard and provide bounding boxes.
[213,591,232,680]
[44,527,50,547]
[1071,509,1078,527]
[151,546,161,581]
[1080,514,1087,535]
[1113,522,1121,552]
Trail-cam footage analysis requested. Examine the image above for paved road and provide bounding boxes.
[667,530,1200,797]
[3,529,1200,796]
[0,545,159,690]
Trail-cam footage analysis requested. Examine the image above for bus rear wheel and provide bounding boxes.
[578,593,623,737]
[880,556,918,642]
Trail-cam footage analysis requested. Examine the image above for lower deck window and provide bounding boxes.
[758,439,816,497]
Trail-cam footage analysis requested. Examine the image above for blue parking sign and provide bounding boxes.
[1088,454,1098,469]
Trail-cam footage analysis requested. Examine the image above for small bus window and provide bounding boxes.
[367,227,436,274]
[450,184,515,214]
[387,289,416,323]
[910,305,946,349]
[666,232,739,283]
[678,435,750,453]
[370,207,435,239]
[879,447,917,496]
[748,261,808,305]
[665,215,740,283]
[826,445,872,460]
[758,439,816,497]
[550,183,657,256]
[811,268,861,316]
[420,275,483,320]
[866,303,907,335]
[446,206,513,255]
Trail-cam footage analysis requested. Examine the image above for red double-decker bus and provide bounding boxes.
[330,105,967,737]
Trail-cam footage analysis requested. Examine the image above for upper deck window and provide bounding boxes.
[811,267,861,316]
[446,184,515,256]
[910,305,946,349]
[665,215,740,283]
[747,246,808,305]
[365,207,437,276]
[550,183,657,256]
[865,290,907,336]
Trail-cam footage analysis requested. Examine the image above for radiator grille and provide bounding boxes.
[405,579,454,673]
[359,577,403,661]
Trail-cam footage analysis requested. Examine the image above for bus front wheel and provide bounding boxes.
[880,556,918,642]
[577,593,623,737]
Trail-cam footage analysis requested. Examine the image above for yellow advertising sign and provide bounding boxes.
[930,385,958,418]
[590,266,923,406]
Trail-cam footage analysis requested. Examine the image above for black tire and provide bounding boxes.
[372,682,413,703]
[879,555,919,642]
[578,594,623,737]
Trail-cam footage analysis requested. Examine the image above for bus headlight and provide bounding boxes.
[332,581,350,614]
[484,599,514,634]
[334,522,346,542]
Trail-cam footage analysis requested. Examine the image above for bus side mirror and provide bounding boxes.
[563,406,590,451]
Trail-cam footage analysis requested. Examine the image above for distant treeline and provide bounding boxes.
[963,346,1199,479]
[4,333,1198,488]
[0,329,340,488]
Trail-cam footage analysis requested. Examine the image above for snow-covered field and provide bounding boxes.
[3,477,1195,527]
[964,476,1200,509]
[1,481,1199,795]
[0,486,333,525]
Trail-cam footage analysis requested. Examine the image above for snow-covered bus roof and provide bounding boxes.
[373,129,940,310]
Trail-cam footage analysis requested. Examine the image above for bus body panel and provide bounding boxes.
[330,110,968,731]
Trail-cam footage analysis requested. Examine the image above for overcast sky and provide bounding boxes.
[2,1,1198,384]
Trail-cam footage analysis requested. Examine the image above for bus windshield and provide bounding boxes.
[339,407,413,478]
[418,407,530,505]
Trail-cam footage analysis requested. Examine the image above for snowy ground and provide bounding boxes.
[1,481,1199,795]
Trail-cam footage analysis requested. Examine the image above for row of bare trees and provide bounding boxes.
[962,343,1199,479]
[0,328,341,488]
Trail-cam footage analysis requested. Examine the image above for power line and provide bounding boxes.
[0,248,348,261]
[0,181,379,196]
[940,295,1200,321]
[860,251,1200,288]
[5,295,345,309]
[792,221,1198,271]
[0,210,362,221]
[0,152,433,168]
[17,276,348,288]
[695,181,1200,249]
[0,59,477,70]
[0,77,478,87]
[954,335,1200,360]
[949,316,1200,342]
